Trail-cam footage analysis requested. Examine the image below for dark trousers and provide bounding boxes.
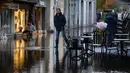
[55,28,68,48]
[107,31,115,46]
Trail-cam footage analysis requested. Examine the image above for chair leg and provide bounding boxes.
[105,46,108,55]
[109,50,111,54]
[126,50,128,56]
[93,46,96,55]
[101,46,104,53]
[117,49,120,56]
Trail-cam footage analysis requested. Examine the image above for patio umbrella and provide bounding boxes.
[95,22,107,30]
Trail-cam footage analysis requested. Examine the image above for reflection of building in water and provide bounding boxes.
[13,49,45,72]
[14,49,25,71]
[13,39,45,72]
[0,40,13,73]
[15,40,25,48]
[14,40,25,72]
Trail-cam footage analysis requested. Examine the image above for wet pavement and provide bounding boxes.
[0,33,53,73]
[0,33,130,73]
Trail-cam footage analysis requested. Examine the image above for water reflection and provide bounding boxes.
[15,40,25,48]
[0,34,53,73]
[14,48,25,72]
[2,33,130,73]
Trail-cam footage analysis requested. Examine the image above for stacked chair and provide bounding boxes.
[111,13,130,56]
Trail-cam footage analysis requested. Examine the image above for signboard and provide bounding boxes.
[0,3,19,10]
[7,4,19,9]
[40,1,45,6]
[5,3,19,9]
[35,1,46,7]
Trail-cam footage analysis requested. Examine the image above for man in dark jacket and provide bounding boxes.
[54,8,68,69]
[54,8,68,48]
[105,13,117,46]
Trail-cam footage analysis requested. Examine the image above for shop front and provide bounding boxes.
[34,7,45,31]
[14,9,26,33]
[35,0,46,34]
[14,8,46,33]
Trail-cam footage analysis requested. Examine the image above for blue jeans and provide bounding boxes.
[55,28,68,48]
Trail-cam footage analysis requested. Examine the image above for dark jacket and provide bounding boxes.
[105,15,117,32]
[54,13,66,31]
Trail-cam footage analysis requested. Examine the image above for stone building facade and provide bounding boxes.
[64,0,96,36]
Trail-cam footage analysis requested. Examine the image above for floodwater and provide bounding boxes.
[0,33,130,73]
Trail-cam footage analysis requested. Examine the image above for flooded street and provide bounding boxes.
[0,33,130,73]
[0,33,54,73]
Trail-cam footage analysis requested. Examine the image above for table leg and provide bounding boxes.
[120,41,124,57]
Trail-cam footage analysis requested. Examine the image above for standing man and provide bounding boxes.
[54,8,68,69]
[54,8,69,48]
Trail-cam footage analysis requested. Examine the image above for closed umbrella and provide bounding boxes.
[95,22,107,30]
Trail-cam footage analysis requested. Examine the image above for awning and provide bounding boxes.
[0,3,33,9]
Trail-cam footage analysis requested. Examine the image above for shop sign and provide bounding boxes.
[35,1,46,7]
[6,3,19,9]
[39,1,45,6]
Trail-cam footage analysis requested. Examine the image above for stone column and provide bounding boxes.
[79,0,81,36]
[69,0,72,35]
[72,0,75,36]
[94,0,96,23]
[91,1,95,24]
[49,0,55,30]
[65,0,69,36]
[75,0,78,36]
[83,0,87,32]
[75,0,78,25]
[87,1,89,25]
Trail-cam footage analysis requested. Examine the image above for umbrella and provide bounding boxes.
[95,22,107,30]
